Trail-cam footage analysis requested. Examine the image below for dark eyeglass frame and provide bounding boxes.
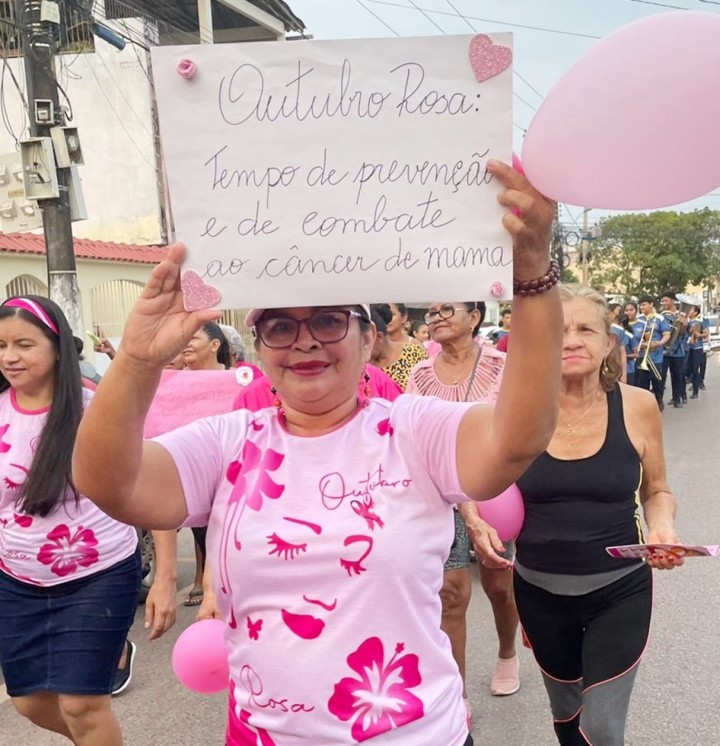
[254,309,365,349]
[424,304,473,324]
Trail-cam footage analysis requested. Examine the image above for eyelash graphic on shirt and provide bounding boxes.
[4,463,28,491]
[340,535,374,576]
[267,533,307,560]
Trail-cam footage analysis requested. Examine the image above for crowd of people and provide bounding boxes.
[0,159,690,746]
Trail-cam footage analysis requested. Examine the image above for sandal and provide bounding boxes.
[184,589,204,607]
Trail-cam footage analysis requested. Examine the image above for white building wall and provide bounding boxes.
[0,252,154,367]
[0,16,163,245]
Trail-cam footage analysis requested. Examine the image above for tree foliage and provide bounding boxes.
[589,209,720,299]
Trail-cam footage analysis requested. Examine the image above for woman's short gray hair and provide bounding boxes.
[219,324,246,362]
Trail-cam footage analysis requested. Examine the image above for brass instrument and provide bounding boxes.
[638,314,662,380]
[663,312,683,352]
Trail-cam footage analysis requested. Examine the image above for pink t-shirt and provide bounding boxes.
[0,388,137,586]
[232,365,402,412]
[155,396,474,745]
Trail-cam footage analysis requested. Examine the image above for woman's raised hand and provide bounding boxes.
[119,243,221,368]
[489,159,555,281]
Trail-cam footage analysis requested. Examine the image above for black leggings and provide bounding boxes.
[514,565,652,746]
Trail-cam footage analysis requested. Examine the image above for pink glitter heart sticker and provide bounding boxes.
[181,270,222,311]
[469,34,512,83]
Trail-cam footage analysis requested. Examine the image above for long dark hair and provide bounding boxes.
[0,296,83,516]
[202,322,232,368]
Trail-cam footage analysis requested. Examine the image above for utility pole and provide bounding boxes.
[15,0,81,333]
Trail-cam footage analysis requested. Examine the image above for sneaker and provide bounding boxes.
[690,392,699,399]
[111,640,136,696]
[490,655,520,696]
[672,400,683,408]
[700,383,706,390]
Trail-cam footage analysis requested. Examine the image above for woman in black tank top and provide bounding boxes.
[479,285,683,746]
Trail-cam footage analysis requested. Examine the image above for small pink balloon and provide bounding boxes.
[476,484,525,542]
[511,152,524,175]
[172,619,229,694]
[522,11,720,210]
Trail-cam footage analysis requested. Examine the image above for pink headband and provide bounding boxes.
[3,298,59,335]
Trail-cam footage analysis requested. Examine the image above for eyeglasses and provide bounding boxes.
[424,304,471,324]
[254,309,365,349]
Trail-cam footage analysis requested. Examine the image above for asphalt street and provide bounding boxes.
[2,357,719,745]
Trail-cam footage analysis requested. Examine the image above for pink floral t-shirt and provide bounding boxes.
[0,388,138,586]
[155,395,475,746]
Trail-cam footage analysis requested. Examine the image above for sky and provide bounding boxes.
[287,0,720,234]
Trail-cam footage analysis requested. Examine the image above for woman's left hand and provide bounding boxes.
[489,159,556,280]
[645,528,685,570]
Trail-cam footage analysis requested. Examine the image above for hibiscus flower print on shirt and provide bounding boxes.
[37,524,99,577]
[328,636,424,741]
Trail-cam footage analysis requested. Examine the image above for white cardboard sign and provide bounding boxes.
[151,34,513,310]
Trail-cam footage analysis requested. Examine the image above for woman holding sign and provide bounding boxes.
[73,161,560,746]
[477,285,681,746]
[0,296,140,746]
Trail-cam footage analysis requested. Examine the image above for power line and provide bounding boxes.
[355,0,540,113]
[627,0,689,8]
[84,60,155,170]
[407,0,445,32]
[365,0,603,39]
[442,0,545,100]
[354,0,400,35]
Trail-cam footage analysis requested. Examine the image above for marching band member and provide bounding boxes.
[622,302,643,386]
[687,305,709,398]
[659,292,688,409]
[635,296,671,410]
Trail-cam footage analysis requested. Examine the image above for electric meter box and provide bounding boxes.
[50,126,84,167]
[20,138,59,200]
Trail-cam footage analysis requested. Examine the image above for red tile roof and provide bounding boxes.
[0,232,167,264]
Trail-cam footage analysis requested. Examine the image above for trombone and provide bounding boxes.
[637,314,662,380]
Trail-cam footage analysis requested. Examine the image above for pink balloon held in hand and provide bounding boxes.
[172,619,229,694]
[177,58,197,80]
[521,11,720,209]
[476,484,525,542]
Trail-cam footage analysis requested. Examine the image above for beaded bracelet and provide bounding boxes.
[513,259,560,297]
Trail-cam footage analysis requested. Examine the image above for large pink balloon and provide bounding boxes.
[522,12,720,210]
[476,484,525,542]
[172,619,229,694]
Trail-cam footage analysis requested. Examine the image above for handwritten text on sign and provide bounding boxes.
[151,35,513,309]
